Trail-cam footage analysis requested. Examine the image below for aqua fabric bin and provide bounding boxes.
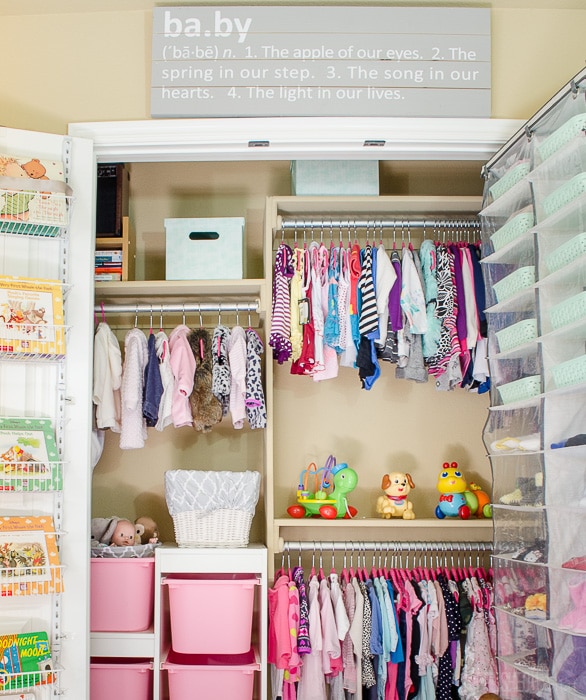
[165,217,244,280]
[291,160,379,195]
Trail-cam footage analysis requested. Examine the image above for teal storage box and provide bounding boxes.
[291,160,379,196]
[165,217,244,280]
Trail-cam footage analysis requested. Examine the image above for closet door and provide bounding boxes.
[0,126,95,698]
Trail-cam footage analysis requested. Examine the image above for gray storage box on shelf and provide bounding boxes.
[165,470,261,547]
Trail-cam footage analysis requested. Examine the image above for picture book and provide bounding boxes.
[0,418,60,492]
[0,516,62,596]
[0,276,66,358]
[0,153,70,233]
[0,631,54,691]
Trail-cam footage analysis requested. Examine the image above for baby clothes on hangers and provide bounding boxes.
[119,327,148,449]
[228,325,247,429]
[143,330,163,428]
[168,324,195,428]
[188,327,223,433]
[245,328,267,429]
[297,574,327,700]
[154,329,174,431]
[270,243,294,364]
[93,321,122,432]
[212,324,231,418]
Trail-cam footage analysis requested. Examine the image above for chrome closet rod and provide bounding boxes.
[278,218,480,230]
[93,301,259,315]
[279,540,492,553]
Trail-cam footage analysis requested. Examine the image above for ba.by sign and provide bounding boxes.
[151,6,491,118]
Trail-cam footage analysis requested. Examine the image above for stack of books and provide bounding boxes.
[94,250,123,282]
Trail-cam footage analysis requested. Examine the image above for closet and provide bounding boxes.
[481,67,586,699]
[66,115,517,700]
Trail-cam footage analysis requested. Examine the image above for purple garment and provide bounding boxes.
[388,249,403,331]
[269,243,294,363]
[449,245,468,349]
[557,636,586,694]
[143,331,163,427]
[292,566,311,655]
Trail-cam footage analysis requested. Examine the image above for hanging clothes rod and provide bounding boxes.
[279,540,492,553]
[278,217,480,231]
[94,301,260,315]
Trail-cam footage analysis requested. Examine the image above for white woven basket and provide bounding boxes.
[172,508,253,548]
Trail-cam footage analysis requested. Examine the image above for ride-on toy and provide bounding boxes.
[287,454,358,519]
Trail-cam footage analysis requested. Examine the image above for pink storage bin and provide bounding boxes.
[162,649,258,700]
[90,558,155,632]
[90,658,152,700]
[163,574,259,654]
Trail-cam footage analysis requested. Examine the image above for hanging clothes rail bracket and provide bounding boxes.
[94,301,260,315]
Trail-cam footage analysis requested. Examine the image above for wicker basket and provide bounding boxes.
[172,508,254,548]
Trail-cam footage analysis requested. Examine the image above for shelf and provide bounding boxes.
[94,278,268,311]
[273,517,493,551]
[90,630,155,658]
[95,216,134,282]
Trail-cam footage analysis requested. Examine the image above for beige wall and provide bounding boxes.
[2,3,583,542]
[0,5,585,132]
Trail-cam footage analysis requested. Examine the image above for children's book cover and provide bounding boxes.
[0,154,69,232]
[0,516,62,596]
[0,631,54,690]
[0,418,60,492]
[0,276,66,358]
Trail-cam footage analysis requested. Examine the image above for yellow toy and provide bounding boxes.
[376,472,416,519]
[435,461,492,519]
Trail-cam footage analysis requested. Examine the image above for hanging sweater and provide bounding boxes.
[228,325,247,429]
[154,330,174,432]
[168,324,196,428]
[119,328,148,449]
[93,321,122,432]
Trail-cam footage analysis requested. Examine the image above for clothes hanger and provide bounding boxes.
[341,545,349,584]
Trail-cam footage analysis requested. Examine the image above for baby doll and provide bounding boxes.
[91,516,135,546]
[110,519,135,546]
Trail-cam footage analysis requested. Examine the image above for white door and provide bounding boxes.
[0,126,95,699]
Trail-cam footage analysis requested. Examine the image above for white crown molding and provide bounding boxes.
[68,116,523,163]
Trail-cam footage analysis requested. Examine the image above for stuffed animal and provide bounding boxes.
[91,516,135,546]
[134,516,159,545]
[435,462,492,519]
[376,472,416,519]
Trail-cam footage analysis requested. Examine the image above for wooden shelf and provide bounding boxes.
[272,517,494,552]
[95,216,135,282]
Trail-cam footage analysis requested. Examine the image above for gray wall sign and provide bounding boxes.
[151,6,491,118]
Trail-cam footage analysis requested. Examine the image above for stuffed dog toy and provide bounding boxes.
[376,472,416,519]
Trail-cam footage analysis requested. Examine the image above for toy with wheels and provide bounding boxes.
[287,455,358,519]
[435,461,492,520]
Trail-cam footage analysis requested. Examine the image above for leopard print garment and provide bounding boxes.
[245,328,267,429]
